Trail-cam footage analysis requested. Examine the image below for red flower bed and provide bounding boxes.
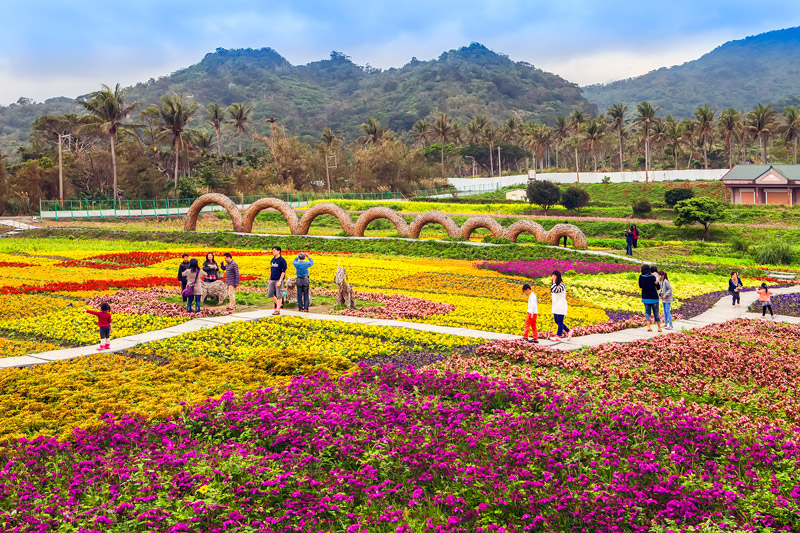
[0,275,256,295]
[56,250,343,270]
[0,261,34,268]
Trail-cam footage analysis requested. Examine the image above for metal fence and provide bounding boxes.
[38,190,406,219]
[413,182,502,199]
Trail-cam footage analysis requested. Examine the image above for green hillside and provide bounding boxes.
[0,43,595,158]
[583,26,800,117]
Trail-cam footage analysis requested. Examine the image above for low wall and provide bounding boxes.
[448,169,729,189]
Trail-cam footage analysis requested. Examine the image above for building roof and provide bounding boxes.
[722,164,800,182]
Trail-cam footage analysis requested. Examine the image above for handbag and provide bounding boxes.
[182,271,199,298]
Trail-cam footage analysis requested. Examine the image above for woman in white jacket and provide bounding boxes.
[550,270,572,341]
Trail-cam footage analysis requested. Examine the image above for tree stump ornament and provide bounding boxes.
[335,265,356,309]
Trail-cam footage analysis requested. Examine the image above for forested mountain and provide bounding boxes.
[583,27,800,117]
[0,43,594,158]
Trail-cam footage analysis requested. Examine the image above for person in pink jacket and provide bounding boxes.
[757,283,774,320]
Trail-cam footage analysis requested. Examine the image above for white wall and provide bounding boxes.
[448,169,729,189]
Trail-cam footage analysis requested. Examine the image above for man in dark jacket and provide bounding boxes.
[221,252,240,311]
[177,253,190,302]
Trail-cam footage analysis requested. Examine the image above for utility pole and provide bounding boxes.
[58,133,71,204]
[325,154,337,194]
[574,147,580,183]
[464,156,476,178]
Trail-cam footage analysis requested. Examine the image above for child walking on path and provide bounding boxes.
[757,283,774,319]
[658,270,674,329]
[86,302,112,351]
[522,284,538,343]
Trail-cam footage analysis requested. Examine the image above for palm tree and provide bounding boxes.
[431,113,454,178]
[156,94,199,187]
[502,117,521,143]
[718,108,741,168]
[693,104,715,169]
[411,120,431,147]
[227,102,252,152]
[321,128,344,192]
[582,119,605,171]
[360,117,387,145]
[187,130,216,158]
[552,115,569,169]
[663,116,684,170]
[524,122,550,171]
[205,104,225,157]
[783,106,800,164]
[607,103,627,172]
[681,119,697,168]
[569,109,588,175]
[465,120,483,144]
[746,103,778,164]
[483,124,498,176]
[633,102,660,180]
[77,83,140,203]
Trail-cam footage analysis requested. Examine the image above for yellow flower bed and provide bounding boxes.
[0,348,355,444]
[565,271,738,299]
[131,316,479,362]
[0,295,79,321]
[1,309,187,345]
[0,337,61,359]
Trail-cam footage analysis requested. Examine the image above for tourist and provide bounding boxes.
[650,265,660,291]
[177,253,190,303]
[658,270,674,329]
[182,258,203,313]
[729,272,743,307]
[522,284,538,343]
[561,221,569,247]
[293,253,314,312]
[268,246,288,315]
[220,252,240,311]
[624,229,634,256]
[631,225,639,248]
[550,270,572,341]
[639,264,662,332]
[202,252,219,281]
[85,302,112,351]
[757,283,774,320]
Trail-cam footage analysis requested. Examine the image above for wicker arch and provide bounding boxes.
[504,220,547,243]
[184,193,244,232]
[408,211,461,239]
[354,207,410,237]
[297,202,356,235]
[459,216,506,240]
[242,198,300,234]
[544,223,588,248]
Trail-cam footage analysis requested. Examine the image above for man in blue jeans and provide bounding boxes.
[268,246,287,315]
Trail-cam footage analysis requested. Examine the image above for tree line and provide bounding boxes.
[1,82,799,214]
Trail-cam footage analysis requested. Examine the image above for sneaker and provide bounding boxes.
[550,336,561,342]
[565,331,573,340]
[96,345,105,351]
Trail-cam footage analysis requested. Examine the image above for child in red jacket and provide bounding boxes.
[86,302,112,350]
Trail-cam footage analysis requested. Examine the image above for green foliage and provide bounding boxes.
[560,186,590,212]
[753,240,793,265]
[526,180,561,213]
[674,197,726,240]
[632,199,652,217]
[664,187,695,207]
[729,236,750,252]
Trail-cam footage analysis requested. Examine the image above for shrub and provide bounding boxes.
[753,240,793,265]
[560,186,590,212]
[482,236,512,244]
[673,197,725,240]
[730,236,750,252]
[664,188,694,207]
[632,199,652,218]
[526,180,561,214]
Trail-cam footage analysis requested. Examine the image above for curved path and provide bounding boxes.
[3,284,800,369]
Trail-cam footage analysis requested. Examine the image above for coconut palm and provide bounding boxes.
[552,115,569,169]
[718,108,741,168]
[569,109,589,174]
[410,120,431,147]
[524,122,550,171]
[205,104,225,157]
[77,83,140,203]
[321,128,344,193]
[465,120,483,144]
[783,106,800,164]
[633,102,660,179]
[746,103,778,164]
[664,116,685,170]
[582,118,605,172]
[360,117,387,145]
[483,124,498,176]
[502,117,521,143]
[431,113,454,178]
[156,94,199,187]
[693,104,716,169]
[607,103,627,171]
[227,103,252,152]
[187,130,216,158]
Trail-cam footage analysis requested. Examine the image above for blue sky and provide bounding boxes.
[2,0,800,105]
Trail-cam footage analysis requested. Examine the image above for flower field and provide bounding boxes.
[2,235,800,531]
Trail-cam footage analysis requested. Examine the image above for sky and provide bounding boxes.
[2,0,800,105]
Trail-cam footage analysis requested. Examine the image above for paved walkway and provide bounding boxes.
[3,285,799,369]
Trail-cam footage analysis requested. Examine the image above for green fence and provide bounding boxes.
[38,190,407,219]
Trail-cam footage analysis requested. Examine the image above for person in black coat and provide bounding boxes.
[639,263,662,333]
[624,229,634,256]
[177,254,191,302]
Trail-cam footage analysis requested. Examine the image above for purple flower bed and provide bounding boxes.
[748,292,800,316]
[478,259,638,279]
[2,366,798,532]
[678,286,782,319]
